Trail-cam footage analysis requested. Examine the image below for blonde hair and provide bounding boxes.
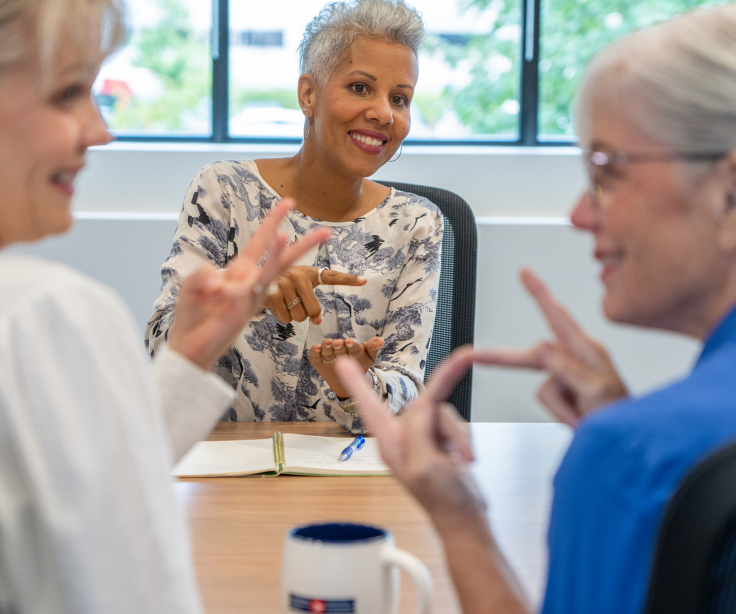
[298,0,424,87]
[576,4,736,155]
[0,0,126,73]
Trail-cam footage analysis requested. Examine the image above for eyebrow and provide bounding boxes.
[346,70,414,90]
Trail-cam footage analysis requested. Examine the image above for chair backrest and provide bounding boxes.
[645,440,736,614]
[377,181,477,420]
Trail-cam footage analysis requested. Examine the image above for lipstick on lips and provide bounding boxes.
[596,249,624,282]
[51,165,84,197]
[348,129,388,155]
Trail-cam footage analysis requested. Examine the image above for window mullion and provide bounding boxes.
[212,0,229,142]
[519,0,540,146]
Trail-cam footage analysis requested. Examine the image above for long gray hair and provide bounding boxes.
[576,4,736,156]
[0,0,126,73]
[298,0,424,87]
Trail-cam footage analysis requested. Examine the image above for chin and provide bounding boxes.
[602,293,636,326]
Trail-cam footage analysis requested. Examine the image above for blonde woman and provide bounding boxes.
[0,1,328,611]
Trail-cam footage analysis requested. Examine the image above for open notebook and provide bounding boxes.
[173,432,391,477]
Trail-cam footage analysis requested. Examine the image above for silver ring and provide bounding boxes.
[321,355,337,363]
[317,267,328,285]
[286,297,302,310]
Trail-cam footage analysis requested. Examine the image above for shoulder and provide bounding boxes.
[0,254,135,337]
[373,189,443,236]
[561,364,736,495]
[192,160,269,191]
[386,189,442,218]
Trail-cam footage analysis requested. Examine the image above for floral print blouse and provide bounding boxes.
[145,160,443,433]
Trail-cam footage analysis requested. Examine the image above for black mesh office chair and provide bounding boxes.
[645,440,736,614]
[377,181,477,420]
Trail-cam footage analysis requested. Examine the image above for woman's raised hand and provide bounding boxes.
[478,269,628,426]
[335,348,483,526]
[265,266,367,325]
[167,199,332,371]
[310,336,384,399]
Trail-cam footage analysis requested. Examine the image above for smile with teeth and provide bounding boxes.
[349,132,386,147]
[52,171,77,185]
[600,254,623,266]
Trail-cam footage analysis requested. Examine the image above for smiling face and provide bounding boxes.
[301,36,418,178]
[0,30,110,248]
[571,99,736,337]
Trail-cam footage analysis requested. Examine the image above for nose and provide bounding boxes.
[366,96,394,126]
[570,190,600,232]
[80,94,113,149]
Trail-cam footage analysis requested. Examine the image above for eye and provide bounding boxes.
[54,84,84,108]
[391,94,407,108]
[350,83,368,95]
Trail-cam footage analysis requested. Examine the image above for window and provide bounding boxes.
[538,0,726,140]
[95,0,213,136]
[98,0,722,144]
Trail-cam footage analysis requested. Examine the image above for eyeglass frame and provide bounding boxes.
[582,149,729,203]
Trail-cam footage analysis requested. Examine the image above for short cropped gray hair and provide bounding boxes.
[576,4,736,156]
[0,0,125,73]
[299,0,424,87]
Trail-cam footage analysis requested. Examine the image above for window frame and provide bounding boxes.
[112,0,574,147]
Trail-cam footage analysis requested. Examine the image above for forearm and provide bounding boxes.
[434,516,532,614]
[153,345,235,464]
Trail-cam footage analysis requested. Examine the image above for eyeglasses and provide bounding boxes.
[583,149,728,203]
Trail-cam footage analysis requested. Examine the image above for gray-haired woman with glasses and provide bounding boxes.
[335,4,736,614]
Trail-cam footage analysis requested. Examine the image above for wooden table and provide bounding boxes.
[174,422,572,613]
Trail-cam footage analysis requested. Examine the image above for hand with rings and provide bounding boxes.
[264,266,367,325]
[310,336,385,399]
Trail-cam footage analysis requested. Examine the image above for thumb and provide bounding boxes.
[364,337,384,361]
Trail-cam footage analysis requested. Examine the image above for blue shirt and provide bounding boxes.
[542,306,736,614]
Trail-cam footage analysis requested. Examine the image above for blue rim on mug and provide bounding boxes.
[289,523,387,544]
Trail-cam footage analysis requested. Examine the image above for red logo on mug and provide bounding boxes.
[309,600,327,613]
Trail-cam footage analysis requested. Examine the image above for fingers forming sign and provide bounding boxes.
[265,266,367,325]
[335,348,484,524]
[310,336,384,399]
[167,198,332,371]
[467,268,628,426]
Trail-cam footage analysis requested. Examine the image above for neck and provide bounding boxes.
[656,271,736,341]
[282,145,368,222]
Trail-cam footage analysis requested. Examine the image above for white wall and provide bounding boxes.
[14,143,700,422]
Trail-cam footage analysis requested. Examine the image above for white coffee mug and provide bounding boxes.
[281,522,433,614]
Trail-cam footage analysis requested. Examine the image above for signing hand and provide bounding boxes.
[265,266,367,325]
[335,347,482,526]
[336,350,533,614]
[310,336,384,399]
[167,199,332,371]
[478,269,628,426]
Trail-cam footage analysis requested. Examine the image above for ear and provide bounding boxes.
[716,150,736,254]
[297,74,318,117]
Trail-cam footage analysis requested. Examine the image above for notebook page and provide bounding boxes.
[173,439,275,477]
[282,434,390,476]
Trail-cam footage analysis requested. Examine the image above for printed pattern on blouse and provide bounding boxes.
[145,160,443,433]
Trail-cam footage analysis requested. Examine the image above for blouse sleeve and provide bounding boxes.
[330,202,444,434]
[145,163,240,390]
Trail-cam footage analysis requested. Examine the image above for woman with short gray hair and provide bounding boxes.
[337,4,736,614]
[147,0,443,434]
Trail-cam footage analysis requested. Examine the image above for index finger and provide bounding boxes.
[240,198,296,264]
[318,270,367,287]
[520,268,585,350]
[335,358,402,465]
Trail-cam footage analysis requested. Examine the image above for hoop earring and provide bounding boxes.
[389,144,403,163]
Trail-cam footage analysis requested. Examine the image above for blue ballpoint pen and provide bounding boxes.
[338,436,366,461]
